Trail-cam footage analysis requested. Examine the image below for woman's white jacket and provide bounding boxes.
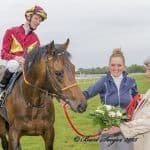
[120,89,150,138]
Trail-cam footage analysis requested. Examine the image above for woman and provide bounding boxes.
[110,57,150,150]
[120,89,150,150]
[83,48,138,150]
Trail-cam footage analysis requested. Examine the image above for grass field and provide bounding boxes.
[1,74,149,150]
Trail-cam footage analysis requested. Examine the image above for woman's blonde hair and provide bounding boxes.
[109,48,125,64]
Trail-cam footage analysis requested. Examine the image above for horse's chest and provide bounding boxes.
[24,108,52,120]
[26,109,41,119]
[19,119,52,135]
[14,109,54,135]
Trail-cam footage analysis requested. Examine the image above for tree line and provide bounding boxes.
[76,64,145,74]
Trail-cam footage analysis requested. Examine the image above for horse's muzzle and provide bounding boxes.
[67,99,87,113]
[77,101,87,113]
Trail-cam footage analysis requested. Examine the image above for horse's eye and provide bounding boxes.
[55,71,63,78]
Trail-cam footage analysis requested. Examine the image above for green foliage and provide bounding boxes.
[76,64,145,74]
[77,66,108,74]
[126,64,145,73]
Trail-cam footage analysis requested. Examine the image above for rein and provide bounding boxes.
[22,64,58,97]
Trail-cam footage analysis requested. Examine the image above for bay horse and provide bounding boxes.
[0,39,87,150]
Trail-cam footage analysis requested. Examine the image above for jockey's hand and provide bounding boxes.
[102,126,121,136]
[15,56,25,64]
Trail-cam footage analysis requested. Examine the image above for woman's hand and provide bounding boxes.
[102,126,121,135]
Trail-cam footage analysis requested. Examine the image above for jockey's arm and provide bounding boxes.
[1,29,16,60]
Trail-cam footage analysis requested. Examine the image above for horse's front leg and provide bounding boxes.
[1,134,8,150]
[42,126,54,150]
[0,117,8,150]
[8,126,20,150]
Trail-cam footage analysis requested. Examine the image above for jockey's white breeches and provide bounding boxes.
[5,60,20,73]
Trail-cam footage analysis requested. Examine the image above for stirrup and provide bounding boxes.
[0,91,6,107]
[0,84,5,93]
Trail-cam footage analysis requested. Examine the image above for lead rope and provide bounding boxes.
[63,94,143,137]
[63,103,101,137]
[126,94,142,120]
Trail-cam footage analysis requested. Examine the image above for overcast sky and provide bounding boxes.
[0,0,150,68]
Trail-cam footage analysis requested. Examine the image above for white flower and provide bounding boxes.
[108,111,116,117]
[95,109,105,114]
[89,103,127,130]
[97,106,102,110]
[105,105,112,111]
[116,111,122,117]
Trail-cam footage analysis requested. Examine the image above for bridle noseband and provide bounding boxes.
[22,53,78,106]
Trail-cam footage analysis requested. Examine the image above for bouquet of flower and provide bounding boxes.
[89,103,127,130]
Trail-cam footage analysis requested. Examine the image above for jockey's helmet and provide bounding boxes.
[25,5,47,21]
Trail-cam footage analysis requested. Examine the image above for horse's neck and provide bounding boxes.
[22,62,49,106]
[21,76,46,106]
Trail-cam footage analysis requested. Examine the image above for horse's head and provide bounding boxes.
[24,39,87,113]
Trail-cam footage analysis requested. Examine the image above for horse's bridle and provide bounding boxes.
[22,54,78,105]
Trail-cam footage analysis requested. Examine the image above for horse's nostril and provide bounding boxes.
[77,102,87,113]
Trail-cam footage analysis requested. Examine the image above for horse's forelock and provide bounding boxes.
[45,43,71,59]
[54,44,71,59]
[24,43,71,75]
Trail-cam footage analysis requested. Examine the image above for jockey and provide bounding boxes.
[0,6,47,94]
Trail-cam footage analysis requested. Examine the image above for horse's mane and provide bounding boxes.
[24,43,71,75]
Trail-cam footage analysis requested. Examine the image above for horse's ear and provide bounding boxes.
[62,38,70,49]
[46,40,55,55]
[50,40,55,50]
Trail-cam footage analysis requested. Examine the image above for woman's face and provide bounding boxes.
[109,57,125,77]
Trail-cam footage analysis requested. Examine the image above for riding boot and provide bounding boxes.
[0,69,13,93]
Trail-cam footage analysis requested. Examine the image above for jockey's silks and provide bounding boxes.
[1,25,40,60]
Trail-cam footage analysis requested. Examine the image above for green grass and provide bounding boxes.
[132,74,149,93]
[0,74,149,150]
